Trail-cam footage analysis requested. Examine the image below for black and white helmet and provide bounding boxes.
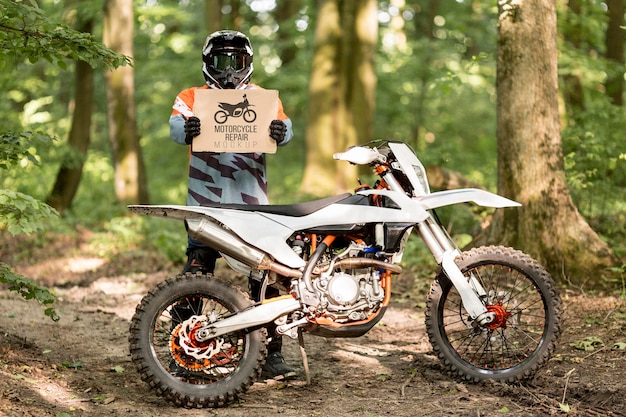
[202,30,253,89]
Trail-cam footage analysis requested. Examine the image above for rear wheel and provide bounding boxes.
[425,246,562,382]
[129,274,267,408]
[214,111,228,124]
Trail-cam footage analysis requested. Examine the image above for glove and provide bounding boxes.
[184,116,201,145]
[269,119,287,144]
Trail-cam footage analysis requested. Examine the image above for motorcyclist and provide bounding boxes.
[169,30,295,379]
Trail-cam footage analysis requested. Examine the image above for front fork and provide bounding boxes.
[416,216,495,326]
[377,169,493,325]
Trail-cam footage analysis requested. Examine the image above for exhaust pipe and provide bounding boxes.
[334,258,402,274]
[185,217,301,278]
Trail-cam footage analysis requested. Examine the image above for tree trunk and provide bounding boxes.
[103,0,149,204]
[229,0,243,31]
[46,13,94,213]
[410,0,440,151]
[204,0,224,34]
[274,0,300,66]
[473,0,618,288]
[561,0,585,115]
[426,166,485,191]
[604,0,624,106]
[301,0,377,196]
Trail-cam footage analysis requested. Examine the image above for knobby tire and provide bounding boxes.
[128,273,267,408]
[425,246,562,383]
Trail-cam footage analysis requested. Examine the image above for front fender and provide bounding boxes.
[417,188,521,210]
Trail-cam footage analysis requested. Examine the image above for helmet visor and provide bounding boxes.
[210,53,247,72]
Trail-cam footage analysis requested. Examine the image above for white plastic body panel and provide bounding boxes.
[417,188,520,210]
[129,188,518,268]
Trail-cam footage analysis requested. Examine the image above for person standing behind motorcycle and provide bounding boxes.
[169,30,295,379]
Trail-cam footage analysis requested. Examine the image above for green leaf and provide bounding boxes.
[569,336,603,351]
[0,0,130,69]
[0,263,59,321]
[0,189,59,236]
[559,403,571,413]
[612,342,626,350]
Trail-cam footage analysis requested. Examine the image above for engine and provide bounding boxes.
[314,268,386,323]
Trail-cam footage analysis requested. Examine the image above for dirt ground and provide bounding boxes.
[1,234,625,417]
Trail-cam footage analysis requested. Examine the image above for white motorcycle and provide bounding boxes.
[128,141,562,408]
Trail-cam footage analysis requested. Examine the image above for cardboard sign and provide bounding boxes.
[191,89,278,153]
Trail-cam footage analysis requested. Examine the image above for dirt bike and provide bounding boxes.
[213,93,256,124]
[128,140,562,408]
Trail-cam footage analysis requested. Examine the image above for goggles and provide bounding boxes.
[210,53,247,72]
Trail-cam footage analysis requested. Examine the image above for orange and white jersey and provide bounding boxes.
[169,84,293,206]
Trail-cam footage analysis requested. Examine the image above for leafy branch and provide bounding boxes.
[0,0,130,69]
[0,131,52,170]
[0,263,59,321]
[1,131,59,321]
[0,0,131,322]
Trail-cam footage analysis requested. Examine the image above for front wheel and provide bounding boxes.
[128,274,267,408]
[243,109,257,123]
[425,246,562,383]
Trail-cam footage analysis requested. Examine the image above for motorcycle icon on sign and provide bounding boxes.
[214,94,257,124]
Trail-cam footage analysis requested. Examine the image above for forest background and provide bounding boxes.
[1,0,625,316]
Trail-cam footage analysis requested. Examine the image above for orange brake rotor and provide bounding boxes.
[169,322,238,371]
[169,323,212,371]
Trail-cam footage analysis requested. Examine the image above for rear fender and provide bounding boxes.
[128,205,221,221]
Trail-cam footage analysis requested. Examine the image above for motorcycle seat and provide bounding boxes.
[218,102,237,111]
[201,193,367,217]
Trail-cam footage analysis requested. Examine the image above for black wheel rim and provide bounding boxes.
[440,263,548,373]
[149,294,247,384]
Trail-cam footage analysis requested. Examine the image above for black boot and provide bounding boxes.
[262,337,296,379]
[182,247,217,275]
[262,351,296,379]
[249,278,296,379]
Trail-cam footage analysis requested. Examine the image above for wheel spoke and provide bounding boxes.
[427,246,561,381]
[445,268,546,369]
[152,295,247,384]
[129,275,267,407]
